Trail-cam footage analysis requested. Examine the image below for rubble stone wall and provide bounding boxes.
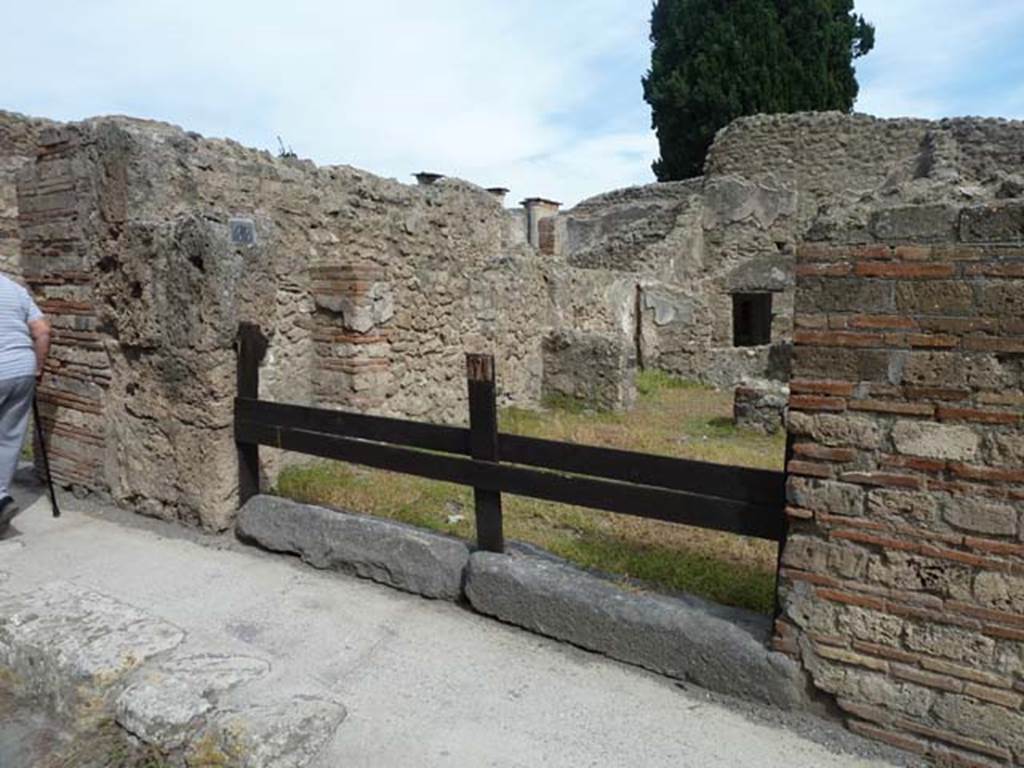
[555,113,1024,388]
[775,202,1024,765]
[12,108,1024,537]
[16,116,557,529]
[541,329,637,412]
[707,113,935,221]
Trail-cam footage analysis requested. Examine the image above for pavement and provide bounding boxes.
[0,472,912,767]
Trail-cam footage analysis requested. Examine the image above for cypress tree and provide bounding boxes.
[643,0,875,181]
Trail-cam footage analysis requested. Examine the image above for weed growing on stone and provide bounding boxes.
[276,380,784,613]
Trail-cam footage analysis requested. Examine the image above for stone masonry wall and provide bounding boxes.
[1,111,53,278]
[556,175,797,387]
[12,109,1024,535]
[555,113,1024,388]
[775,202,1024,766]
[16,115,556,529]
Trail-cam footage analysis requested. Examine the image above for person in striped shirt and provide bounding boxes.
[0,273,50,531]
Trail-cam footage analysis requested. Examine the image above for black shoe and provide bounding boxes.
[0,495,19,528]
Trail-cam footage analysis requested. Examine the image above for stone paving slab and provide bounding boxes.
[0,491,916,767]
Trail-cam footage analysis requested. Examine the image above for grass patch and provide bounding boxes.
[540,392,591,414]
[635,369,699,396]
[275,376,785,614]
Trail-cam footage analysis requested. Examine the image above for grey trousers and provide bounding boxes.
[0,376,34,498]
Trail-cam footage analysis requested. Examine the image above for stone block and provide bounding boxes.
[781,534,870,579]
[541,330,637,412]
[465,552,812,710]
[793,346,893,383]
[794,277,894,314]
[237,495,470,600]
[932,694,1024,760]
[891,420,981,462]
[727,253,794,292]
[866,489,945,525]
[787,411,886,450]
[115,654,271,749]
[895,281,975,315]
[701,175,797,229]
[788,477,865,516]
[782,582,840,635]
[837,607,905,648]
[978,282,1024,317]
[903,624,996,667]
[190,697,347,768]
[988,433,1024,467]
[869,204,959,242]
[901,351,1017,390]
[867,551,973,599]
[733,378,788,434]
[973,572,1024,613]
[960,201,1024,243]
[944,498,1018,537]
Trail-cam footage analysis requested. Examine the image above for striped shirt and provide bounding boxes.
[0,274,43,381]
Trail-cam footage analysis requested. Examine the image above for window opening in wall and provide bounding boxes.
[732,293,772,347]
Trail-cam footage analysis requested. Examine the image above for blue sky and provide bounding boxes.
[2,1,1022,207]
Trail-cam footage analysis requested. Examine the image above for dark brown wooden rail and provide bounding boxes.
[234,323,787,552]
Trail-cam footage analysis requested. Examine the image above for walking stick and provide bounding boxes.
[31,396,60,518]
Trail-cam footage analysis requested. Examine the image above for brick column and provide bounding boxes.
[17,125,111,490]
[521,197,560,252]
[310,263,393,411]
[776,203,1024,766]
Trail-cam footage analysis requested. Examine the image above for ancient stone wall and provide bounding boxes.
[13,109,1024,535]
[775,201,1024,765]
[707,113,1024,224]
[16,116,557,529]
[0,111,53,278]
[553,175,798,387]
[541,329,636,412]
[554,113,1024,388]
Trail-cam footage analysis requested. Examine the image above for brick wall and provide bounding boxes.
[1,111,53,279]
[776,202,1024,766]
[17,124,112,490]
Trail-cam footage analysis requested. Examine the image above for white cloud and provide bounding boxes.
[6,2,1020,208]
[1,0,656,206]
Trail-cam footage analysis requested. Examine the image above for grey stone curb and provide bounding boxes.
[237,495,470,600]
[236,496,816,712]
[464,551,814,711]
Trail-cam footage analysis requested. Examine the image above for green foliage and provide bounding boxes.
[643,0,875,180]
[551,532,776,614]
[540,392,592,414]
[635,369,699,396]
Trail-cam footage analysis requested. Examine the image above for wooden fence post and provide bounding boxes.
[237,323,268,506]
[466,353,504,553]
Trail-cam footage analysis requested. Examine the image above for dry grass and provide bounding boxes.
[276,370,786,613]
